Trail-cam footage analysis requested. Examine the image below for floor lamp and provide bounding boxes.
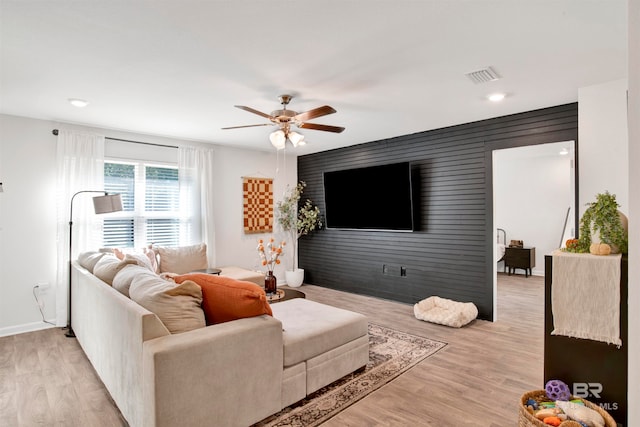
[66,191,123,338]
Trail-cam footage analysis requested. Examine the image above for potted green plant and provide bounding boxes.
[571,191,628,254]
[276,181,323,287]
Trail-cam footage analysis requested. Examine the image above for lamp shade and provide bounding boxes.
[93,194,123,214]
[288,131,304,147]
[270,130,286,150]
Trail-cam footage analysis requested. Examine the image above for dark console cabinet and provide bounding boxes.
[544,255,627,425]
[505,246,535,277]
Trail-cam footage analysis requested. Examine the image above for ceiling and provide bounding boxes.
[0,1,627,155]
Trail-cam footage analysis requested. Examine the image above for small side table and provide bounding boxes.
[505,246,536,277]
[190,268,222,275]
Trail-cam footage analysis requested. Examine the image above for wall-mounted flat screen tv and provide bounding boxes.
[323,162,414,231]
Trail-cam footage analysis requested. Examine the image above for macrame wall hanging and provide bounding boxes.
[242,176,274,234]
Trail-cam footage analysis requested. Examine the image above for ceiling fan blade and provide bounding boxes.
[235,105,274,120]
[298,122,345,133]
[221,123,274,130]
[293,105,336,122]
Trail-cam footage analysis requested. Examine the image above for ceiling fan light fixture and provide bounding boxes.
[288,131,304,147]
[270,130,286,150]
[224,94,344,150]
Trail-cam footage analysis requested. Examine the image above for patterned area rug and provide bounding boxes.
[254,323,447,427]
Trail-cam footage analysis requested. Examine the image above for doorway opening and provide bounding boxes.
[491,140,577,320]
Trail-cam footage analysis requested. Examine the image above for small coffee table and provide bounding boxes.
[266,288,305,303]
[190,268,222,275]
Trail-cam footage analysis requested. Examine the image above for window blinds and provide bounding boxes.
[103,161,181,248]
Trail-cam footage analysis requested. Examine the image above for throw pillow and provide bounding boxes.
[123,253,154,272]
[158,243,208,274]
[174,273,272,325]
[93,255,137,285]
[113,248,125,260]
[77,251,107,273]
[130,275,205,334]
[112,264,156,297]
[144,246,160,273]
[108,248,155,272]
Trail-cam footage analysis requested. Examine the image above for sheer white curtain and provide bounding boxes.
[55,129,105,326]
[178,146,216,265]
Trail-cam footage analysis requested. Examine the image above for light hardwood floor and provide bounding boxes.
[0,273,544,426]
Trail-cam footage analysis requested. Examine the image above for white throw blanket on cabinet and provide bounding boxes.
[551,250,622,347]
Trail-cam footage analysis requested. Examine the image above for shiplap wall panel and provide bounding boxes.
[298,104,578,319]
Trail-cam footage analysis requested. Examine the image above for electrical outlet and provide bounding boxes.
[383,265,401,276]
[400,267,407,277]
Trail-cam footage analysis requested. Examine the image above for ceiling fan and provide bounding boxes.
[222,94,345,149]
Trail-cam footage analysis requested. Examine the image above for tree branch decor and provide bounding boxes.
[276,181,322,270]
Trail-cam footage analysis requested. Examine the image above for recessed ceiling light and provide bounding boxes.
[488,93,506,102]
[559,148,569,156]
[68,98,89,108]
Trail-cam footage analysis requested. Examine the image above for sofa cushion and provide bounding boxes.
[129,275,205,333]
[77,251,107,273]
[93,255,137,285]
[112,264,155,297]
[158,243,208,274]
[270,299,369,367]
[174,273,272,325]
[218,266,265,286]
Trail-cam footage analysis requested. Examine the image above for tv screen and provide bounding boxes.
[323,162,415,231]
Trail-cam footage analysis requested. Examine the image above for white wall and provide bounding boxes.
[0,114,296,336]
[0,115,58,335]
[578,79,629,214]
[212,146,297,278]
[627,0,639,423]
[578,78,632,422]
[494,142,574,276]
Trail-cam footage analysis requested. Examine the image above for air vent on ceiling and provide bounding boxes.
[465,66,501,84]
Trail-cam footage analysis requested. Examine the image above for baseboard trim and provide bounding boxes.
[0,320,57,338]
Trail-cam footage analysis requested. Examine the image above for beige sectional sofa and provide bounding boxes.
[70,256,368,427]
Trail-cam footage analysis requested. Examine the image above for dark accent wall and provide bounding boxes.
[298,103,578,320]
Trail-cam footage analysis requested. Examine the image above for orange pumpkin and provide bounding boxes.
[565,238,579,249]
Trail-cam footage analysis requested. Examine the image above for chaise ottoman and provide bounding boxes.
[217,266,264,286]
[271,299,369,406]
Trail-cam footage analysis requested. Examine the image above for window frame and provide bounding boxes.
[102,158,181,248]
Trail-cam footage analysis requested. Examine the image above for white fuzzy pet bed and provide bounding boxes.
[413,296,478,328]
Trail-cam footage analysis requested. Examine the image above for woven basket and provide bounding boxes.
[518,390,616,427]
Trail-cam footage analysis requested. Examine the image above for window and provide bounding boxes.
[103,160,184,248]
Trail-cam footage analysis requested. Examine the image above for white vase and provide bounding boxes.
[590,210,628,254]
[285,269,304,288]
